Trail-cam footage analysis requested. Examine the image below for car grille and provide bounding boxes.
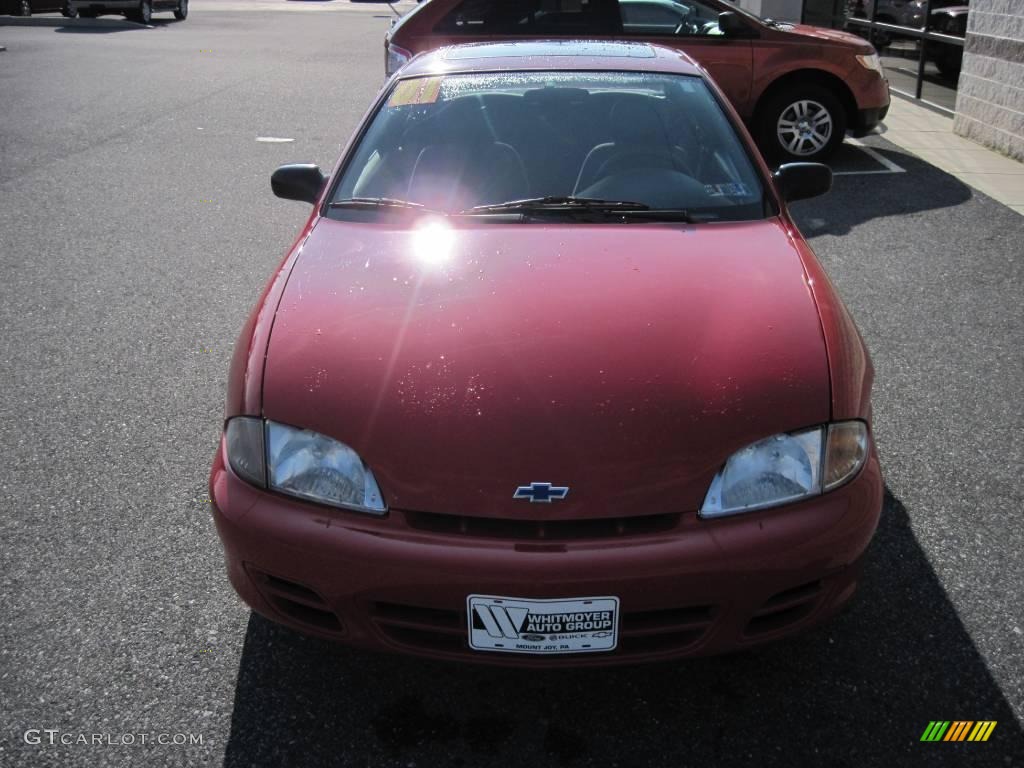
[402,510,681,540]
[369,600,717,658]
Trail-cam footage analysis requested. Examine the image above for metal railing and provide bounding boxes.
[843,0,966,105]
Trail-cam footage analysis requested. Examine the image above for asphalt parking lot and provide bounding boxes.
[1,4,1022,767]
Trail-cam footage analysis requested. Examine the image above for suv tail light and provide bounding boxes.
[385,43,412,77]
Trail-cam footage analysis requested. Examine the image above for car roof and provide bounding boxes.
[397,40,705,79]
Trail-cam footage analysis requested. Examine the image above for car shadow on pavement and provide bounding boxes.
[0,16,172,31]
[790,143,975,237]
[222,487,1024,768]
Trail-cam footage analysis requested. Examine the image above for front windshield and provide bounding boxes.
[332,70,767,221]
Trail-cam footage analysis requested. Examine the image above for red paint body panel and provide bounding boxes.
[212,43,884,664]
[795,239,874,421]
[225,219,317,419]
[261,217,829,519]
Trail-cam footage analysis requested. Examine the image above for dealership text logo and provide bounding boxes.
[472,605,613,639]
[920,721,997,742]
[24,730,203,746]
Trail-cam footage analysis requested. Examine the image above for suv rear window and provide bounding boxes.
[435,0,622,35]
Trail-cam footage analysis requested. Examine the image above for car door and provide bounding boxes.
[614,0,755,116]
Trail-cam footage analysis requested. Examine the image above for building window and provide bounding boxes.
[817,0,969,113]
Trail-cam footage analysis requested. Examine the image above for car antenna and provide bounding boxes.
[387,2,401,19]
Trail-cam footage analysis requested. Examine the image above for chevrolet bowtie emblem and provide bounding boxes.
[513,482,569,503]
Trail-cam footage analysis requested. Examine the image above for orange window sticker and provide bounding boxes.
[387,77,443,108]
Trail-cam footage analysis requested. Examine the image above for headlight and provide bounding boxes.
[700,421,868,518]
[856,53,884,76]
[224,418,387,515]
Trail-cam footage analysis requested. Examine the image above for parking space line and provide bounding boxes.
[833,138,907,176]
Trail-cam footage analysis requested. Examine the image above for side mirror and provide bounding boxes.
[271,164,327,204]
[773,162,833,203]
[717,11,753,37]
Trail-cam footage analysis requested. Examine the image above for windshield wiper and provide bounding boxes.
[328,196,704,222]
[328,197,444,213]
[464,197,704,222]
[462,196,652,214]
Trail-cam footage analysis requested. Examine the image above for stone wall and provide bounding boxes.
[953,0,1024,163]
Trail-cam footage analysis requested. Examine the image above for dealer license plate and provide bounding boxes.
[467,595,619,655]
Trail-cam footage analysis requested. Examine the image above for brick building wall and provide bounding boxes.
[953,0,1024,163]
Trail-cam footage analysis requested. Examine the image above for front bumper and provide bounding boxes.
[849,66,891,136]
[852,104,890,137]
[209,441,883,667]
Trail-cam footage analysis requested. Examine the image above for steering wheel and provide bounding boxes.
[673,7,699,35]
[589,148,695,192]
[577,166,708,209]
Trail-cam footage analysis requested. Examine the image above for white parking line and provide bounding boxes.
[832,138,907,176]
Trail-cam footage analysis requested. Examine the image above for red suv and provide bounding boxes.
[385,0,889,162]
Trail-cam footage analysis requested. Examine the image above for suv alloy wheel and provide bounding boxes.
[757,84,847,163]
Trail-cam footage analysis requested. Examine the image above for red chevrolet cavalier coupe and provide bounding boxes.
[209,40,883,666]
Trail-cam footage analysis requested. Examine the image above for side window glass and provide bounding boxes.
[437,0,621,35]
[436,0,531,33]
[680,0,727,36]
[617,0,728,37]
[621,3,681,34]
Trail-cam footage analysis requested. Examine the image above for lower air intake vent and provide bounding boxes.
[745,580,824,637]
[249,567,343,633]
[403,511,681,540]
[369,600,717,658]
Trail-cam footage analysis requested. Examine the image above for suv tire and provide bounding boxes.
[756,83,847,164]
[129,0,151,23]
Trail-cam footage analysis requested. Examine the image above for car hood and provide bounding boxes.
[262,216,829,519]
[783,23,874,50]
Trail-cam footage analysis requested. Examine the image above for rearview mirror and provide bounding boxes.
[271,164,327,204]
[773,162,833,203]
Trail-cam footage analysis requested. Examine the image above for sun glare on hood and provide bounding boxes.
[411,218,455,268]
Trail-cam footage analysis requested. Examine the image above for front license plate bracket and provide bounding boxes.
[467,595,619,655]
